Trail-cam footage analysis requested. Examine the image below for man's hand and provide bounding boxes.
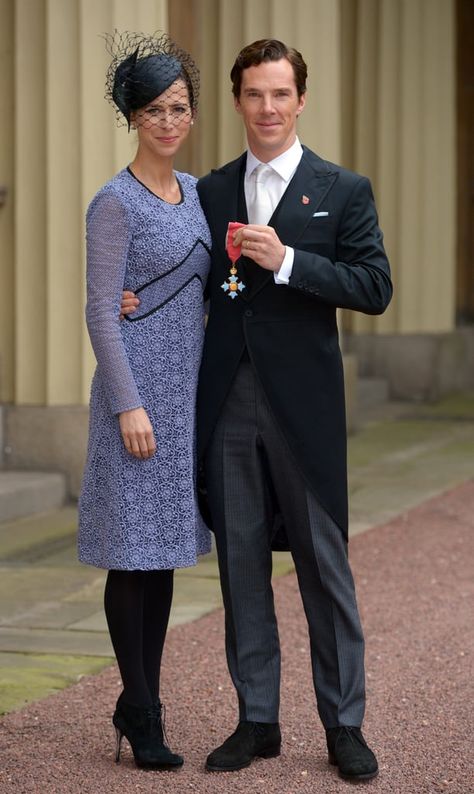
[119,407,156,459]
[233,224,286,272]
[120,290,140,319]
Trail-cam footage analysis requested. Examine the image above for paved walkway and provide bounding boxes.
[0,393,473,792]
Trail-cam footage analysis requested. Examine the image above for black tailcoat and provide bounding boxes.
[196,146,392,539]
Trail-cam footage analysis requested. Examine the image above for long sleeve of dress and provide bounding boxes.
[85,189,143,415]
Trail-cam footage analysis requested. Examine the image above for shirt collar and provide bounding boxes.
[245,137,303,182]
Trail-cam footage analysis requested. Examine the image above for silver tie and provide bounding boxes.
[249,163,274,225]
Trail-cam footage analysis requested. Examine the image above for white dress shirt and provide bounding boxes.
[245,137,303,284]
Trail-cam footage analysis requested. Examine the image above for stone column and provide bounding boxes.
[15,0,48,404]
[348,0,456,335]
[0,0,15,402]
[46,0,82,404]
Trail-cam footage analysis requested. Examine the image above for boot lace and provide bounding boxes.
[334,726,365,750]
[148,701,170,746]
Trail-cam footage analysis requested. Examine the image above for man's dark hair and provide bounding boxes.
[230,39,307,99]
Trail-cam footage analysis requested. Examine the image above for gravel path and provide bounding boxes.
[1,482,473,794]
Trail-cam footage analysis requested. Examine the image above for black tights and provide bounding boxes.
[104,569,174,708]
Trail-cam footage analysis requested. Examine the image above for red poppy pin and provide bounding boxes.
[301,195,310,205]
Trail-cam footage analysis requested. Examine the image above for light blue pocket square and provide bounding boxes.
[312,211,329,217]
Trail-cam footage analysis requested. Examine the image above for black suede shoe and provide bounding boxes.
[113,697,184,769]
[326,726,378,781]
[205,721,281,772]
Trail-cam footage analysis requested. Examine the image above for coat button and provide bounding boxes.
[244,309,253,317]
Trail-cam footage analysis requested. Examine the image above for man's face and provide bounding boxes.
[234,58,306,161]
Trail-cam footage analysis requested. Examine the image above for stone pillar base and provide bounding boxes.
[2,405,89,499]
[347,328,474,402]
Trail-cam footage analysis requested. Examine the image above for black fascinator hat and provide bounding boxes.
[104,31,200,130]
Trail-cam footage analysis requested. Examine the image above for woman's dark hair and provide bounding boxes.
[230,39,307,99]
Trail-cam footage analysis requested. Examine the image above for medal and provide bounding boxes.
[221,266,246,298]
[222,222,246,299]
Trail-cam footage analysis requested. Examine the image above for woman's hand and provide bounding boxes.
[119,407,156,459]
[120,290,140,319]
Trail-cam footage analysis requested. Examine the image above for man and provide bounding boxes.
[123,39,392,782]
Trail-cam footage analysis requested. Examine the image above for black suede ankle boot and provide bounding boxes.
[113,697,183,769]
[206,721,281,772]
[326,726,378,781]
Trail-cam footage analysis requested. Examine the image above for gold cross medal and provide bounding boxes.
[222,222,246,299]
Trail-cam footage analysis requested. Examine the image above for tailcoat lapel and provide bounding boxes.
[246,149,338,300]
[273,151,338,246]
[208,154,246,262]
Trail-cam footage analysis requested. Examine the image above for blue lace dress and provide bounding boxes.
[78,168,211,570]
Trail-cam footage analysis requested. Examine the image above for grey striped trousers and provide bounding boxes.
[205,361,366,728]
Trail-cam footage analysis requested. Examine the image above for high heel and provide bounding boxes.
[112,697,183,769]
[114,726,123,763]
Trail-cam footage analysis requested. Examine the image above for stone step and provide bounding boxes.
[0,505,77,561]
[0,471,67,523]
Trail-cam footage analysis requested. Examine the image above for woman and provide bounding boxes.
[78,32,211,769]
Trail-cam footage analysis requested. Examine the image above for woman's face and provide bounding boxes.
[132,78,193,157]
